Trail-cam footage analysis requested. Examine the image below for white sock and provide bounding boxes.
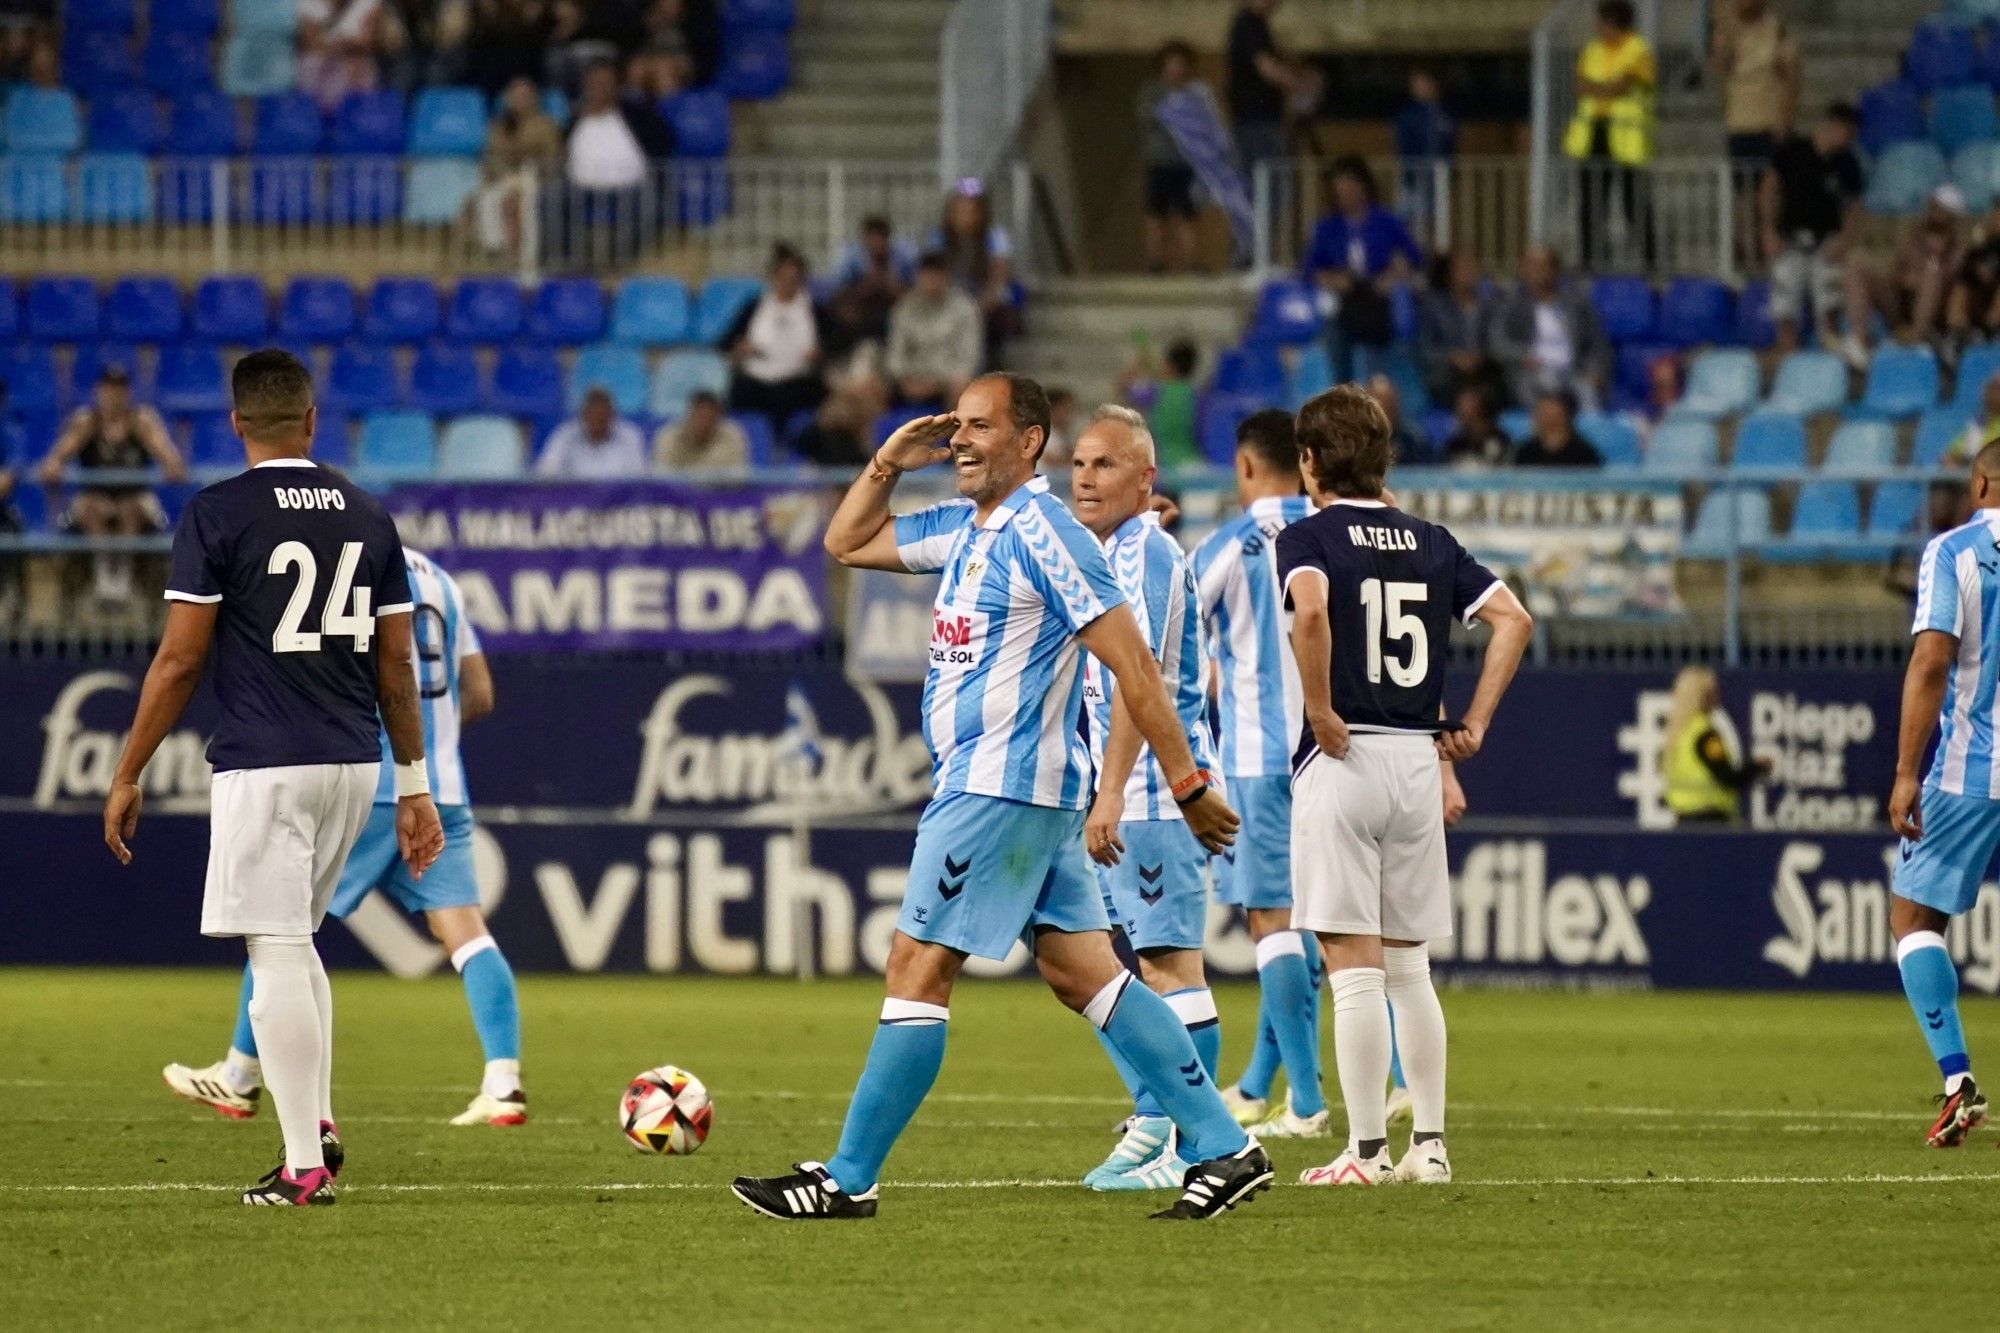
[1329,966,1391,1151]
[304,945,335,1127]
[1383,945,1447,1137]
[483,1059,522,1099]
[245,935,323,1173]
[1946,1071,1972,1096]
[223,1048,261,1094]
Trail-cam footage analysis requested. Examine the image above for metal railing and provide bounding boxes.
[939,0,1053,191]
[1529,0,1660,249]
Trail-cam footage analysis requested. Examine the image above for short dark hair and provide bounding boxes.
[231,348,314,440]
[688,389,721,409]
[1973,438,2000,480]
[769,241,806,273]
[861,214,892,236]
[1165,340,1199,378]
[1535,387,1578,420]
[974,372,1051,459]
[1296,385,1391,498]
[1325,154,1379,203]
[916,250,950,273]
[1236,408,1299,474]
[1826,101,1860,128]
[1597,0,1635,29]
[1157,39,1195,69]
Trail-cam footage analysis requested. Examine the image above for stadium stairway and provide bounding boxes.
[1004,274,1251,410]
[736,0,951,161]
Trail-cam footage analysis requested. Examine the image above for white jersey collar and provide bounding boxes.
[253,458,318,469]
[1325,496,1388,510]
[980,474,1050,530]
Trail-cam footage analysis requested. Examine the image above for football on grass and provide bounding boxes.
[620,1066,713,1155]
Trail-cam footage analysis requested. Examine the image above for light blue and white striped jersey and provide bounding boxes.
[893,475,1126,810]
[1190,493,1314,777]
[1083,512,1218,822]
[1914,509,2000,797]
[372,547,482,806]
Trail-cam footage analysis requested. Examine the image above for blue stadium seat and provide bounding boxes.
[1212,345,1285,402]
[0,157,65,223]
[1762,350,1848,415]
[611,277,692,346]
[438,415,525,478]
[238,160,320,225]
[0,344,63,413]
[403,158,481,225]
[1684,489,1772,556]
[1954,342,2000,408]
[1658,277,1734,347]
[152,0,220,33]
[725,0,796,28]
[191,276,268,343]
[1676,348,1760,417]
[169,92,240,156]
[1643,418,1718,472]
[70,342,146,403]
[70,0,136,28]
[1866,142,1947,216]
[310,407,353,467]
[1859,80,1924,155]
[324,342,400,413]
[1950,141,2000,213]
[1732,278,1777,349]
[1247,277,1322,347]
[1915,404,1975,465]
[222,29,295,97]
[407,87,489,156]
[734,412,776,467]
[571,344,648,414]
[662,90,732,159]
[1197,392,1261,465]
[717,31,792,100]
[1730,412,1807,469]
[1909,18,1978,93]
[87,90,163,153]
[694,277,761,344]
[1612,341,1673,409]
[1575,411,1641,467]
[526,278,607,345]
[406,342,483,415]
[1931,84,1998,156]
[487,344,564,417]
[1590,275,1656,342]
[153,158,223,225]
[1823,418,1898,472]
[357,410,437,477]
[62,28,136,97]
[104,277,182,342]
[448,277,524,343]
[143,30,215,95]
[185,411,240,468]
[1868,480,1925,535]
[157,343,228,413]
[1287,342,1332,410]
[649,348,730,418]
[253,93,324,155]
[278,277,356,343]
[27,277,100,342]
[0,281,20,340]
[1859,345,1940,418]
[76,153,152,223]
[7,88,82,155]
[364,277,442,343]
[1777,481,1861,559]
[320,160,402,224]
[672,163,734,228]
[328,90,407,155]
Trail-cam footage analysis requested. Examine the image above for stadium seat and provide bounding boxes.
[526,278,607,345]
[1822,419,1898,472]
[324,342,400,413]
[0,157,67,223]
[1868,480,1925,535]
[1865,143,1947,216]
[1247,277,1322,347]
[1212,345,1286,402]
[1762,350,1848,415]
[152,0,220,33]
[1730,412,1807,469]
[1909,18,1978,93]
[1684,488,1772,556]
[438,415,526,478]
[76,153,152,224]
[328,90,407,155]
[671,163,734,228]
[406,342,484,415]
[717,31,792,100]
[661,90,732,159]
[357,411,437,477]
[87,90,163,153]
[1643,419,1718,472]
[1612,341,1673,409]
[143,31,215,95]
[253,93,324,155]
[236,0,300,35]
[278,276,357,343]
[1288,342,1333,410]
[320,159,401,225]
[221,29,295,97]
[168,92,240,156]
[0,281,19,340]
[103,277,182,342]
[27,277,100,342]
[1732,278,1777,349]
[448,278,524,343]
[487,344,564,417]
[734,412,777,467]
[1676,348,1761,418]
[570,344,648,413]
[1590,276,1657,342]
[1859,80,1924,155]
[611,277,693,345]
[1951,141,2000,213]
[1954,342,2000,408]
[156,343,228,413]
[725,0,797,27]
[69,0,136,28]
[407,87,489,156]
[310,407,354,467]
[363,277,442,343]
[1198,393,1260,465]
[1859,345,1940,418]
[185,411,240,468]
[70,342,146,403]
[191,276,268,343]
[403,157,481,225]
[1931,84,1999,157]
[649,348,730,418]
[1658,278,1734,348]
[693,277,761,344]
[1776,481,1862,559]
[1914,404,1975,464]
[6,88,81,156]
[1575,411,1641,467]
[238,160,320,226]
[61,28,136,97]
[0,344,63,413]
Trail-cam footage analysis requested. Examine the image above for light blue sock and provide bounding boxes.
[1898,932,1972,1082]
[1091,975,1248,1164]
[454,939,521,1063]
[825,1000,949,1195]
[1096,1028,1165,1119]
[1237,1000,1279,1101]
[1389,1005,1406,1090]
[1164,986,1222,1085]
[1255,933,1326,1118]
[230,962,258,1058]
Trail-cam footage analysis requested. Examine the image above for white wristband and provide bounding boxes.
[393,760,430,799]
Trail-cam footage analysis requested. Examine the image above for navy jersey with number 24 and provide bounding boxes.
[1274,497,1501,766]
[166,458,413,773]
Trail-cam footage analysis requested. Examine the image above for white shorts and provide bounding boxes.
[201,762,378,939]
[1289,733,1451,942]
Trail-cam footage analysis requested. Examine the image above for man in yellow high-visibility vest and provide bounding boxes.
[1565,0,1656,268]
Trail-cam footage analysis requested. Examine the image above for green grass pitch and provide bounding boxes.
[2,968,1997,1329]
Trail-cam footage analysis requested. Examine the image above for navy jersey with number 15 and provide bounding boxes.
[165,458,413,773]
[1274,497,1500,767]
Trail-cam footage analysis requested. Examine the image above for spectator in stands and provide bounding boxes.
[537,386,648,478]
[1513,390,1605,468]
[1847,184,1966,364]
[886,253,984,408]
[1115,336,1202,467]
[830,216,918,347]
[1417,249,1501,409]
[653,390,750,472]
[298,0,390,110]
[18,28,53,86]
[548,60,674,268]
[1043,387,1079,469]
[1226,0,1295,221]
[1661,666,1770,824]
[474,77,564,261]
[1760,101,1863,357]
[1566,0,1656,269]
[1711,0,1797,171]
[36,367,188,605]
[1946,198,2000,353]
[392,0,465,87]
[1304,156,1423,386]
[724,243,843,444]
[629,0,695,96]
[545,0,625,93]
[1944,370,2000,466]
[1366,373,1425,462]
[933,181,1020,354]
[466,0,555,97]
[1641,352,1684,425]
[790,374,887,467]
[1490,245,1610,411]
[1440,386,1511,469]
[1138,40,1216,275]
[1394,68,1457,241]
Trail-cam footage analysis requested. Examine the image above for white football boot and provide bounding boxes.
[1219,1084,1268,1128]
[1394,1137,1451,1183]
[450,1091,528,1126]
[1299,1144,1396,1186]
[1249,1098,1331,1139]
[162,1060,259,1120]
[1384,1084,1414,1125]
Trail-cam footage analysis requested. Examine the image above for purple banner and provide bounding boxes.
[381,480,831,653]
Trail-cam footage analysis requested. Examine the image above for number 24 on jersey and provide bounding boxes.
[269,540,375,654]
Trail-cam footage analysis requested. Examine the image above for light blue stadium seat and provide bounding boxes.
[1499,407,1532,442]
[1948,0,2000,19]
[1575,411,1641,467]
[1865,143,1947,216]
[403,158,481,225]
[571,343,648,413]
[1791,481,1861,536]
[237,0,299,34]
[1684,488,1772,557]
[611,277,693,345]
[1677,348,1761,418]
[1953,342,2000,408]
[0,158,67,223]
[407,88,489,156]
[1643,418,1718,472]
[358,411,437,477]
[76,153,152,224]
[1286,342,1332,410]
[1823,419,1898,473]
[1931,84,1998,157]
[5,88,80,155]
[648,348,730,418]
[1915,404,1976,465]
[1859,345,1939,418]
[1762,350,1848,415]
[1952,142,2000,213]
[437,415,525,478]
[693,277,761,345]
[222,30,295,97]
[1869,480,1926,535]
[1730,412,1806,469]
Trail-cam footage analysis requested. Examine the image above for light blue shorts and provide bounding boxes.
[896,791,1108,961]
[1894,786,2000,917]
[1098,818,1211,952]
[1212,774,1292,910]
[326,804,479,918]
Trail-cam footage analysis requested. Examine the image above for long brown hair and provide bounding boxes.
[1296,385,1391,498]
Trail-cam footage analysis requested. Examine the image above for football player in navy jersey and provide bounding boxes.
[1275,385,1534,1188]
[103,350,444,1207]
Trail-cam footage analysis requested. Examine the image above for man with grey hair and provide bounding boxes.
[1070,404,1228,1192]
